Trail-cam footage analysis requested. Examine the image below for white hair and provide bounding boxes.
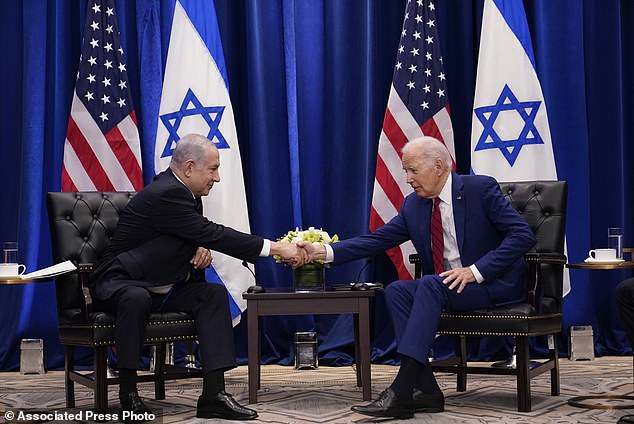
[402,136,452,171]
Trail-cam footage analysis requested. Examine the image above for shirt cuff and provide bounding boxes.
[470,264,485,283]
[259,239,271,257]
[324,244,334,263]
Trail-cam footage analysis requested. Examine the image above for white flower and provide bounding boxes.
[274,227,340,265]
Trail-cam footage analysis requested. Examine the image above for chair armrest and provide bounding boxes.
[524,253,566,308]
[77,263,95,320]
[409,254,422,279]
[524,252,567,265]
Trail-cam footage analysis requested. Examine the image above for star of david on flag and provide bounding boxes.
[154,0,254,323]
[473,84,544,166]
[159,88,228,158]
[470,0,570,296]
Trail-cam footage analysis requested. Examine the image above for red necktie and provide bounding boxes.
[431,197,444,274]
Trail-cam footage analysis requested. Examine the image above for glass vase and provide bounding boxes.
[292,263,325,291]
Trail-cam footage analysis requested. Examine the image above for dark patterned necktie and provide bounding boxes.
[195,197,203,215]
[431,197,444,274]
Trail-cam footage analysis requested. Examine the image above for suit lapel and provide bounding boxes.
[452,173,466,254]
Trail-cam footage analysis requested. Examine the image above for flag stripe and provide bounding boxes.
[61,165,78,192]
[65,116,115,191]
[70,94,138,190]
[62,140,98,191]
[370,180,399,230]
[104,124,143,191]
[387,86,425,141]
[374,155,405,212]
[382,107,409,155]
[377,132,411,196]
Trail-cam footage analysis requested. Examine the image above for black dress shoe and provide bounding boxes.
[413,387,444,412]
[351,388,414,419]
[196,391,258,420]
[119,392,153,423]
[618,415,634,424]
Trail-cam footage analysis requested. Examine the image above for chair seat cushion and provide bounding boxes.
[58,311,197,347]
[438,303,561,336]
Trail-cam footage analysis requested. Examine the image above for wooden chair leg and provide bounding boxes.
[515,336,531,412]
[154,344,166,400]
[457,335,467,392]
[549,335,560,396]
[94,347,109,412]
[65,346,76,408]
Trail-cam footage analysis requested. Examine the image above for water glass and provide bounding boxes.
[3,242,18,264]
[608,227,624,259]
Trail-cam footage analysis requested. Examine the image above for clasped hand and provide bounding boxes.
[273,241,323,267]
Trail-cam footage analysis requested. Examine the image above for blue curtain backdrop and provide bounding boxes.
[0,0,632,371]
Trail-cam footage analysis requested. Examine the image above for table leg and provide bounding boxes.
[357,298,372,401]
[247,300,259,404]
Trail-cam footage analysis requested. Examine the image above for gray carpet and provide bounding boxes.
[1,357,634,423]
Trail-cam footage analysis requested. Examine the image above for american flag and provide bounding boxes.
[370,0,455,279]
[62,0,143,192]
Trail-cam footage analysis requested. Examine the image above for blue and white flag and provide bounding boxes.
[154,0,254,322]
[470,0,569,295]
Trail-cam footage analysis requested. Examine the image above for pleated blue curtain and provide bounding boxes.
[1,0,633,370]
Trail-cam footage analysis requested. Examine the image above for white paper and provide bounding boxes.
[21,260,77,279]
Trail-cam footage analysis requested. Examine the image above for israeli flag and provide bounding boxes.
[470,0,570,295]
[154,0,254,322]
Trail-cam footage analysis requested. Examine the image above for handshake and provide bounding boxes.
[270,241,326,267]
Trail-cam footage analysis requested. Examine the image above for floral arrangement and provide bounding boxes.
[275,227,339,264]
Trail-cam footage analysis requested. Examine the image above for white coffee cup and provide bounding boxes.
[588,248,617,261]
[0,263,26,277]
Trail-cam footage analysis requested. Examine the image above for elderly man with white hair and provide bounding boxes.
[300,136,536,418]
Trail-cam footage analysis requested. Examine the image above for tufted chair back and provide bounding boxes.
[47,192,134,321]
[499,181,567,315]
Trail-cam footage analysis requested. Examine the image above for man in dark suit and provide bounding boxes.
[299,136,536,418]
[91,134,304,421]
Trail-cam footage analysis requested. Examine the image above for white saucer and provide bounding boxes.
[584,257,625,264]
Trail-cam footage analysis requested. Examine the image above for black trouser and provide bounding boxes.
[94,267,236,373]
[616,278,634,346]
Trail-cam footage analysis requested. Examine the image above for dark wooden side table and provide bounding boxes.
[566,256,634,409]
[242,288,375,404]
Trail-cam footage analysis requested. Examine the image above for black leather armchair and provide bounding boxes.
[47,192,202,411]
[409,180,567,412]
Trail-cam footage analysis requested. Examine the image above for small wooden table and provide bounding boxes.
[566,257,634,409]
[242,288,375,404]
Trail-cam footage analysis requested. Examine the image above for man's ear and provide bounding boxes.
[183,160,195,177]
[434,158,444,175]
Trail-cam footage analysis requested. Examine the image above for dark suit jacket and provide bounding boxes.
[333,173,536,306]
[91,169,264,300]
